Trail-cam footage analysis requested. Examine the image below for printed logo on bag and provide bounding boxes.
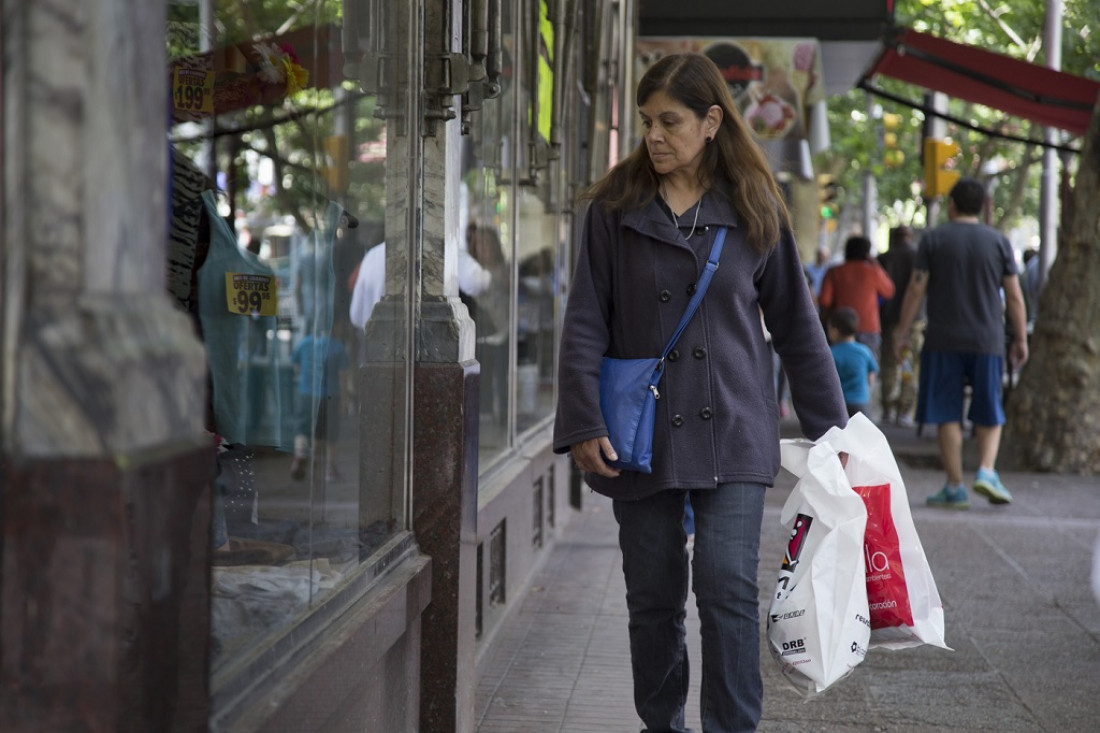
[769,608,806,624]
[865,545,891,574]
[852,484,915,629]
[780,638,806,657]
[781,513,813,572]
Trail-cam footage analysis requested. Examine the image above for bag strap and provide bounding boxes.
[659,226,727,362]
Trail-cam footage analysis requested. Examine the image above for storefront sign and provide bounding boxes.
[636,37,825,142]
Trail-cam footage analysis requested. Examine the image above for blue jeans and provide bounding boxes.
[613,483,766,733]
[684,493,695,535]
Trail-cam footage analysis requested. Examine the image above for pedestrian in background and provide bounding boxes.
[818,234,895,360]
[893,177,1028,509]
[878,225,924,425]
[553,53,848,733]
[463,224,510,424]
[289,324,349,482]
[1022,247,1041,328]
[827,306,879,417]
[803,244,832,301]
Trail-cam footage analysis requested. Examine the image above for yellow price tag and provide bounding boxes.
[225,273,278,316]
[173,68,215,114]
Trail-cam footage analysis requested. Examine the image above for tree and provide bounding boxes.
[1001,94,1100,473]
[817,0,1100,230]
[168,0,387,236]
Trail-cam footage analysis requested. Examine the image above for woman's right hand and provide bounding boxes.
[570,437,622,478]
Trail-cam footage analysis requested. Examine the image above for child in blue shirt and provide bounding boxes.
[828,307,879,417]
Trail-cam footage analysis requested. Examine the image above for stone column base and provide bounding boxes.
[0,440,215,732]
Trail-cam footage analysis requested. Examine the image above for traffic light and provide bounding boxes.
[882,113,904,168]
[923,138,960,198]
[817,174,839,220]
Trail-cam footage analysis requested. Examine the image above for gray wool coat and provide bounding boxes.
[552,191,848,501]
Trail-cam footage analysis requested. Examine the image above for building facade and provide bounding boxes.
[1,0,636,730]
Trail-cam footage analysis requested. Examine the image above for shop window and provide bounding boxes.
[462,0,562,476]
[512,0,560,438]
[165,0,409,689]
[515,186,558,435]
[461,0,516,469]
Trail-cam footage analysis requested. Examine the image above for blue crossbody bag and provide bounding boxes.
[598,227,727,473]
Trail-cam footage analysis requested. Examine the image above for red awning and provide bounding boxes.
[863,27,1100,136]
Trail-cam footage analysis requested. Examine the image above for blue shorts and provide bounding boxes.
[916,350,1005,426]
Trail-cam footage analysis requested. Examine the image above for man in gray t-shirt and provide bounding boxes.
[893,178,1028,510]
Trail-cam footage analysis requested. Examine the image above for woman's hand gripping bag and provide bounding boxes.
[819,412,950,651]
[768,438,870,698]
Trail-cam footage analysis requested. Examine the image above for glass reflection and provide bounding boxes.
[166,0,402,674]
[515,188,558,434]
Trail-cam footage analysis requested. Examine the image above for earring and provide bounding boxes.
[705,135,713,144]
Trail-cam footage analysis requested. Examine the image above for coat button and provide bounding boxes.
[687,283,697,295]
[659,289,672,302]
[700,407,713,420]
[672,414,685,427]
[693,346,707,359]
[668,349,680,361]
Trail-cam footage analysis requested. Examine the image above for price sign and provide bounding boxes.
[225,273,277,316]
[173,68,215,114]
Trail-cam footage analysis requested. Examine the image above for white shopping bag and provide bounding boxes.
[817,412,950,651]
[767,438,870,698]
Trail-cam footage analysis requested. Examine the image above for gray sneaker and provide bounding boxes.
[926,484,970,509]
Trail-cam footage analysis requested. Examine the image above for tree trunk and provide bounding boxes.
[1002,95,1100,473]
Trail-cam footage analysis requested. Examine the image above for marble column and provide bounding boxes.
[1,1,212,730]
[356,3,479,730]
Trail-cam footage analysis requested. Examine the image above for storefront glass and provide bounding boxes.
[514,188,558,435]
[462,0,515,468]
[165,0,410,681]
[514,0,562,439]
[462,0,562,472]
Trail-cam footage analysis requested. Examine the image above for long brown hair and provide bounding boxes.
[582,53,790,253]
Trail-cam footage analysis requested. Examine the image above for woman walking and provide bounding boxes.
[553,53,848,732]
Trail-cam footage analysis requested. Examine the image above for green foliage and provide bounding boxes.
[816,0,1100,230]
[214,0,343,47]
[167,1,389,236]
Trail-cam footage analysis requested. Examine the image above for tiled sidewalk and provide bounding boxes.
[474,498,641,732]
[474,424,1100,732]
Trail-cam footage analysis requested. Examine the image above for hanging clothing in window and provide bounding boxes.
[197,190,289,449]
